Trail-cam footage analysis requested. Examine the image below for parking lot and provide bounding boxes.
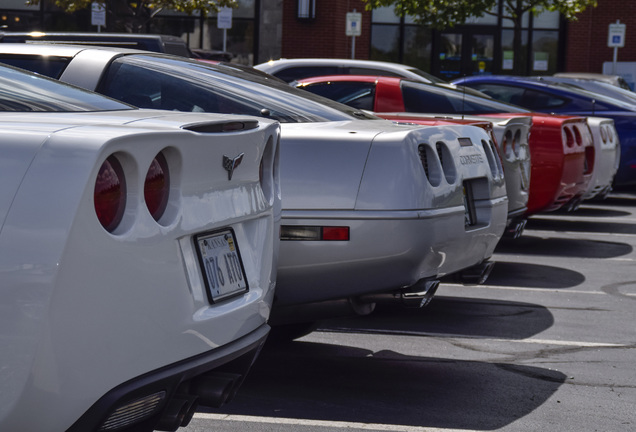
[185,192,636,432]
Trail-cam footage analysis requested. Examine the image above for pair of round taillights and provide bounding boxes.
[94,153,170,233]
[501,130,522,160]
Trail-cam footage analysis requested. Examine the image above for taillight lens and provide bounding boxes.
[563,127,575,148]
[280,225,350,241]
[502,130,513,160]
[94,155,126,233]
[145,152,170,222]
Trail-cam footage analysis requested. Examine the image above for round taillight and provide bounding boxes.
[573,126,583,146]
[600,125,608,143]
[512,130,521,157]
[94,155,126,233]
[563,127,575,148]
[502,130,513,160]
[145,152,170,222]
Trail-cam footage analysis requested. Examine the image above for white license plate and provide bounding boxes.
[195,229,248,302]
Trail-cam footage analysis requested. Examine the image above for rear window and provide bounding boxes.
[0,63,132,112]
[471,83,568,110]
[97,55,378,123]
[301,81,376,111]
[401,81,529,115]
[0,54,69,79]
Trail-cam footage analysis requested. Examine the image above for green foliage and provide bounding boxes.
[362,0,597,29]
[26,0,238,32]
[27,0,238,16]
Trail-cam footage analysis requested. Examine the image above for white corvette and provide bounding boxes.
[0,64,281,431]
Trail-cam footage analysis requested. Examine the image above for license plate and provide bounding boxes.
[195,229,248,303]
[463,180,477,227]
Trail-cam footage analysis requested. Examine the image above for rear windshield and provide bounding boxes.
[97,55,379,123]
[0,63,132,112]
[402,81,530,115]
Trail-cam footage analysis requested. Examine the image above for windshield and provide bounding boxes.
[0,63,132,112]
[98,55,379,123]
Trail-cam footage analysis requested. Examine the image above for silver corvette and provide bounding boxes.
[0,44,508,328]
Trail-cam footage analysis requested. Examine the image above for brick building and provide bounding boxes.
[1,0,634,83]
[566,0,636,74]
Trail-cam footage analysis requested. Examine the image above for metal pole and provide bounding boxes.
[351,36,355,59]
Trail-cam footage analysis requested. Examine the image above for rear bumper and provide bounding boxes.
[66,324,269,432]
[277,198,507,306]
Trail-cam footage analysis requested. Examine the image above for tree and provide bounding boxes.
[27,0,238,33]
[362,0,597,74]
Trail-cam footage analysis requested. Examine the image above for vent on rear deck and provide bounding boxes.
[183,121,259,133]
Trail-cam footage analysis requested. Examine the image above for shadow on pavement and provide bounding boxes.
[204,340,565,430]
[556,206,632,218]
[496,234,632,259]
[485,261,585,288]
[319,295,554,340]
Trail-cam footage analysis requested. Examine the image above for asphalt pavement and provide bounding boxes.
[184,192,636,432]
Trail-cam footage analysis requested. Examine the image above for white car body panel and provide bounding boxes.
[255,58,442,84]
[0,107,281,431]
[584,117,620,199]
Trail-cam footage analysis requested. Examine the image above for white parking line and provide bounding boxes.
[317,329,626,348]
[443,284,605,295]
[193,413,470,431]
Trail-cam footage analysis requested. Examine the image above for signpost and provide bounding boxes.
[91,2,106,32]
[217,7,232,53]
[346,11,362,59]
[608,20,626,74]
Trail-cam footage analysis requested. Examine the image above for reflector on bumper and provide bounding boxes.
[281,225,350,241]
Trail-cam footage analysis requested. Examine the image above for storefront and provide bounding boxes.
[369,3,565,79]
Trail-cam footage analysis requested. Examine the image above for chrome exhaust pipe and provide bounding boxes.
[455,260,495,285]
[504,218,527,239]
[358,278,440,308]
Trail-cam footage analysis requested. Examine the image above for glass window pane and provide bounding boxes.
[372,6,401,23]
[501,29,528,73]
[370,24,401,62]
[533,9,560,29]
[532,30,559,74]
[403,26,433,74]
[439,33,462,80]
[472,34,494,75]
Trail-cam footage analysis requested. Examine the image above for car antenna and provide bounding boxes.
[461,74,466,120]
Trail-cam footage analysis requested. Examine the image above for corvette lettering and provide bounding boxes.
[459,154,485,165]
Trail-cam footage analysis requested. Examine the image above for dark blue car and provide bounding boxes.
[452,75,636,186]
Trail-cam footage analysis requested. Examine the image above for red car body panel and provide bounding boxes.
[297,75,594,215]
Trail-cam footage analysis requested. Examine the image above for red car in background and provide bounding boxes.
[294,75,595,215]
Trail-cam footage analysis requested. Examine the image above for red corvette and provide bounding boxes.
[295,75,594,215]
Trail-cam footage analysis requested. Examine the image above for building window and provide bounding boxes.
[297,0,315,20]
